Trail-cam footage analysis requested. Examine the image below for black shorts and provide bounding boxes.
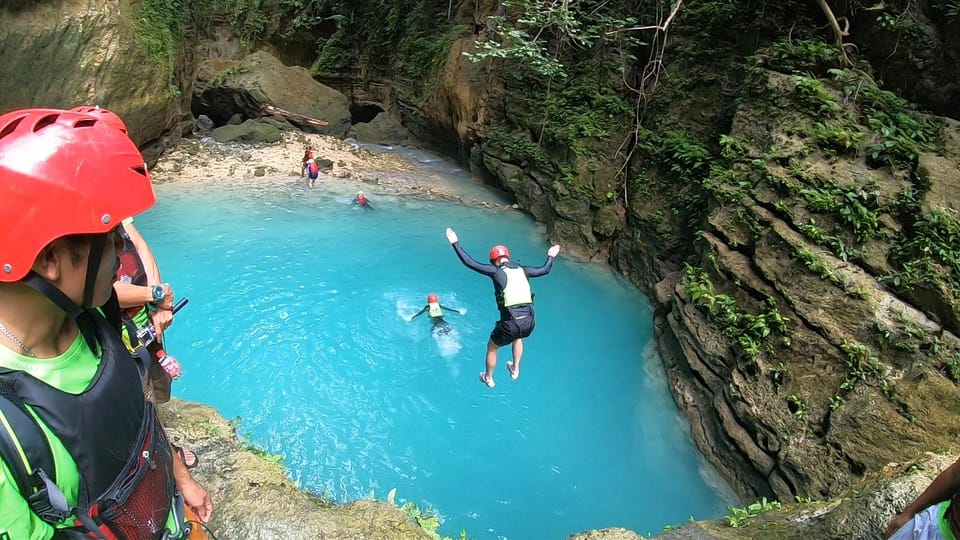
[490,316,535,347]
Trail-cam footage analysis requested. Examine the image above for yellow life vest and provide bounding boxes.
[502,266,533,307]
[428,302,443,318]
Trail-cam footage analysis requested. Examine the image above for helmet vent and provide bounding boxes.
[131,165,147,177]
[0,117,23,140]
[74,118,97,129]
[34,113,59,132]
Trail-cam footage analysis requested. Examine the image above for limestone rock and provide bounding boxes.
[159,398,433,540]
[0,0,191,161]
[194,50,351,137]
[351,112,411,146]
[211,119,284,144]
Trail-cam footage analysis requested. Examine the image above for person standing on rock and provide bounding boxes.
[445,227,560,388]
[885,457,960,539]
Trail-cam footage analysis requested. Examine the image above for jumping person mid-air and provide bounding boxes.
[445,227,560,388]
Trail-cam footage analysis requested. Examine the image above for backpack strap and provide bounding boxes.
[0,393,72,523]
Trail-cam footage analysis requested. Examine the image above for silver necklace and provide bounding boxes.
[0,321,37,357]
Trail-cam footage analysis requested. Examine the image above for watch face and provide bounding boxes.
[152,286,165,301]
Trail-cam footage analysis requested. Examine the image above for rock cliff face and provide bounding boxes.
[3,0,960,537]
[465,59,960,501]
[404,3,960,505]
[0,0,194,160]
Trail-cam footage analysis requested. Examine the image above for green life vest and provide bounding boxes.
[502,266,533,307]
[428,302,443,318]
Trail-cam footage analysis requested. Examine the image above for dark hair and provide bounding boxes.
[36,232,115,268]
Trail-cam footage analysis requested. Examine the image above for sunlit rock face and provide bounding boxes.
[0,0,193,162]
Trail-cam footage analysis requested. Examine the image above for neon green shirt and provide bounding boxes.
[940,501,958,540]
[0,332,176,538]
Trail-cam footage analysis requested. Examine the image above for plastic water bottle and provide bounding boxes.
[155,349,182,380]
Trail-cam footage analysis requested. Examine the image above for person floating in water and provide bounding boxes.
[353,190,374,210]
[445,227,560,388]
[409,293,464,335]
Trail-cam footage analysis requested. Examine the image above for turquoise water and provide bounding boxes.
[139,160,734,539]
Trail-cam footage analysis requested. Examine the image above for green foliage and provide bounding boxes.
[315,27,347,73]
[799,186,880,242]
[811,120,863,155]
[800,219,862,262]
[885,209,960,297]
[838,340,887,397]
[539,72,632,148]
[874,11,925,38]
[944,353,960,382]
[719,135,751,161]
[858,80,941,170]
[398,26,470,99]
[131,0,187,91]
[771,362,786,390]
[483,127,552,171]
[793,75,843,117]
[400,501,471,540]
[462,0,641,79]
[655,130,712,183]
[766,39,845,76]
[948,0,960,18]
[787,394,808,419]
[684,266,790,359]
[725,498,782,527]
[229,0,274,42]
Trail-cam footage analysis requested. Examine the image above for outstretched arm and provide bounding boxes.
[524,245,561,278]
[885,457,960,538]
[440,304,464,315]
[446,228,498,277]
[409,306,428,321]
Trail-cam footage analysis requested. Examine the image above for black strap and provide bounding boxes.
[0,396,96,528]
[0,395,34,500]
[21,271,98,355]
[120,315,152,376]
[0,393,72,524]
[81,235,106,310]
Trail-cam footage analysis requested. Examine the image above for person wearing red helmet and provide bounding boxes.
[353,190,374,210]
[445,227,560,388]
[409,292,464,335]
[0,108,211,539]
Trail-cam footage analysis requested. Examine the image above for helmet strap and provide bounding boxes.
[21,266,100,357]
[82,235,106,310]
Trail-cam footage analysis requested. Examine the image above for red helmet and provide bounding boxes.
[0,108,155,282]
[427,293,439,303]
[489,244,510,263]
[68,105,128,133]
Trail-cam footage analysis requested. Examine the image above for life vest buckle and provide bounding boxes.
[27,468,73,522]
